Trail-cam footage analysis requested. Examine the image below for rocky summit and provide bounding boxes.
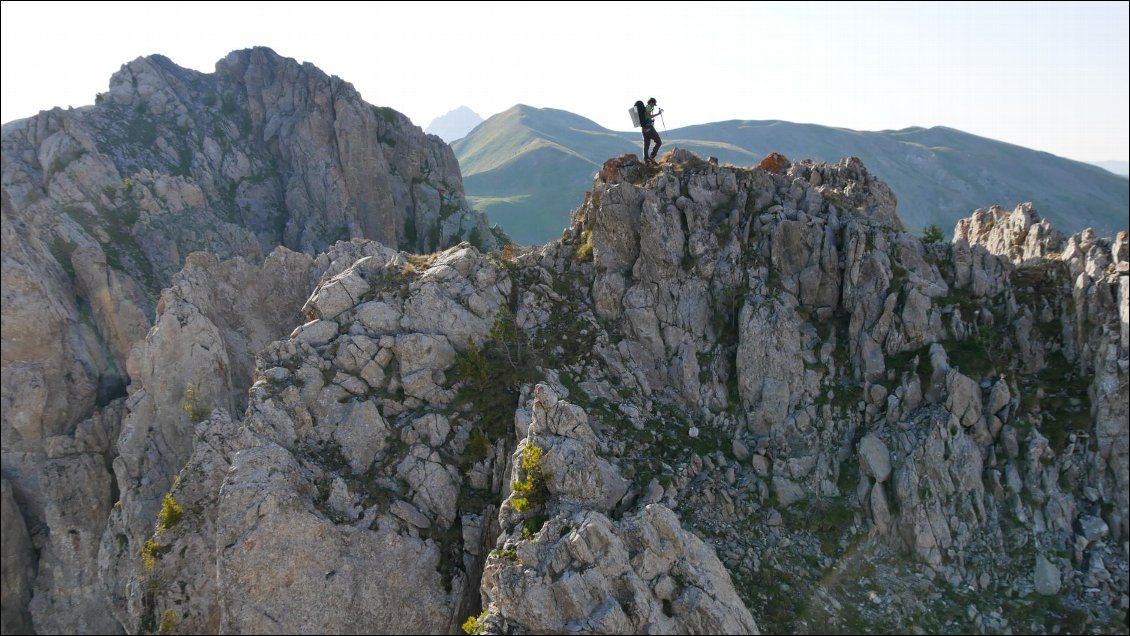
[1,47,501,635]
[3,53,1129,636]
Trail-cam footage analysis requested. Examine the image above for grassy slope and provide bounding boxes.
[455,109,1129,245]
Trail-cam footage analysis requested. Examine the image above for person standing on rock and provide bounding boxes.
[642,98,663,165]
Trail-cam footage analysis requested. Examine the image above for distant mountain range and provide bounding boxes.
[425,106,483,143]
[453,105,1129,245]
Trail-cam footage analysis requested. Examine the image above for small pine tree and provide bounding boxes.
[922,224,945,244]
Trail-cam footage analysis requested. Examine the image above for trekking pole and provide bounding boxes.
[660,110,666,131]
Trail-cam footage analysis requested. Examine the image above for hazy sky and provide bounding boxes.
[2,1,1127,162]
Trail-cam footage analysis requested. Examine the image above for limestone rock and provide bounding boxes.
[1,479,35,634]
[4,132,1128,635]
[483,505,759,635]
[858,434,892,483]
[109,409,253,634]
[954,203,1065,266]
[216,442,464,634]
[3,47,500,632]
[22,401,125,635]
[485,388,758,633]
[1034,555,1062,596]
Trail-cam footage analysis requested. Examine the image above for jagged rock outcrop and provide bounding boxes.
[97,246,315,630]
[953,204,1129,540]
[3,143,1126,634]
[478,385,757,634]
[131,151,1122,635]
[954,202,1066,266]
[106,408,249,634]
[2,47,503,632]
[15,399,126,635]
[2,45,497,445]
[497,152,1127,633]
[112,242,513,634]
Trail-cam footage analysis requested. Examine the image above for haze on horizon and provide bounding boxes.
[2,1,1127,164]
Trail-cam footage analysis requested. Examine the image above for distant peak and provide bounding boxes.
[425,106,484,143]
[439,105,480,118]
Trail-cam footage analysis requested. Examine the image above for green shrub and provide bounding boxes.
[488,548,518,561]
[521,514,549,540]
[157,492,183,532]
[487,305,525,367]
[468,226,489,253]
[372,105,399,124]
[140,538,168,571]
[454,338,490,387]
[48,149,86,178]
[182,384,211,423]
[402,216,418,250]
[462,611,490,635]
[158,609,178,635]
[451,307,535,439]
[511,445,547,512]
[575,229,594,263]
[220,93,237,114]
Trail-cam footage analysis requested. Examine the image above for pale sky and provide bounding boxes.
[2,1,1127,162]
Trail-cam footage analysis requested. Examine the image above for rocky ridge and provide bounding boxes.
[1,47,501,634]
[3,143,1128,634]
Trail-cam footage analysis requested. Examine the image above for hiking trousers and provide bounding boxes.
[642,126,661,159]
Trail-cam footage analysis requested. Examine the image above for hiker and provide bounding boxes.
[641,97,663,165]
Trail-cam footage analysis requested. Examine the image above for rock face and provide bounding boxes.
[96,246,315,631]
[479,385,758,634]
[1,47,502,633]
[3,136,1127,633]
[2,47,498,459]
[1,478,35,634]
[117,241,513,634]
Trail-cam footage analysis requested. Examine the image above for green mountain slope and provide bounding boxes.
[454,107,1129,245]
[463,144,597,243]
[452,106,637,244]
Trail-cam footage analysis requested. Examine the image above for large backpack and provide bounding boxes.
[629,100,645,128]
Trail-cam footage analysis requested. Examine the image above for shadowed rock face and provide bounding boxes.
[4,87,1128,635]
